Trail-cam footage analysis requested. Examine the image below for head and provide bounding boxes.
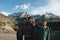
[35,19,40,25]
[22,18,27,24]
[42,19,47,26]
[28,17,33,23]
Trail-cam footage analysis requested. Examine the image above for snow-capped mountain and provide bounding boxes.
[9,12,60,20]
[9,12,31,18]
[40,12,60,19]
[0,12,11,16]
[8,12,41,19]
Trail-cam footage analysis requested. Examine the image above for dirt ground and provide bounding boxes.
[0,33,17,40]
[0,31,60,40]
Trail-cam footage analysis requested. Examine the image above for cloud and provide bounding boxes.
[14,4,32,10]
[20,4,31,10]
[15,5,19,9]
[30,0,60,16]
[1,11,11,16]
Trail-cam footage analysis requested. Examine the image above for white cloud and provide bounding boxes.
[28,4,31,6]
[1,11,11,16]
[14,4,32,10]
[30,0,60,16]
[20,4,31,10]
[15,5,19,9]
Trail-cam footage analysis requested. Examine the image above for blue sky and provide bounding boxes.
[0,0,60,16]
[0,0,49,12]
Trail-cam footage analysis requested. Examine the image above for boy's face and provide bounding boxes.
[35,20,39,25]
[23,20,27,24]
[43,21,47,26]
[29,18,33,22]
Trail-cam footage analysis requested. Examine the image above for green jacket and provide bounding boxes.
[43,26,50,40]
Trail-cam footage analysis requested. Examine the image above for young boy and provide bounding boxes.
[42,19,50,40]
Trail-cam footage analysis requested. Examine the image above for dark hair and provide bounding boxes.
[28,16,33,20]
[35,19,39,21]
[42,19,47,22]
[22,17,27,21]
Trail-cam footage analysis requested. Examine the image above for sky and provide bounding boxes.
[0,0,60,16]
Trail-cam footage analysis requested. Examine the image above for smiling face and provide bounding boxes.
[28,17,33,23]
[35,19,40,25]
[22,18,27,24]
[29,18,33,22]
[42,20,47,26]
[23,19,27,24]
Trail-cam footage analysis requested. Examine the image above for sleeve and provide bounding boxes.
[18,23,23,35]
[40,27,44,40]
[47,27,51,40]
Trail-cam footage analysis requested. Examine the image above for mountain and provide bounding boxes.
[40,12,60,19]
[0,12,17,26]
[9,12,60,19]
[0,12,17,33]
[40,12,60,22]
[1,12,9,16]
[8,12,60,22]
[9,12,29,18]
[31,15,40,19]
[9,12,41,19]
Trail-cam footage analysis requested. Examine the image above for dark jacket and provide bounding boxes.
[17,22,33,40]
[33,24,44,40]
[17,23,23,40]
